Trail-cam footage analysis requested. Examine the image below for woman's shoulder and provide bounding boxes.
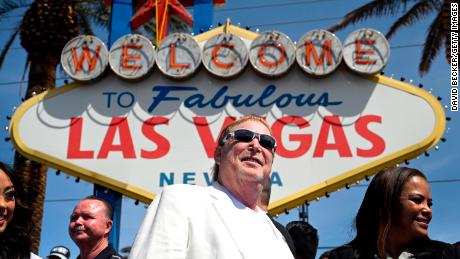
[411,239,459,259]
[428,240,460,258]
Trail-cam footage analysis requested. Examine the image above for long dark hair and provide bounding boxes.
[350,166,427,258]
[0,162,32,259]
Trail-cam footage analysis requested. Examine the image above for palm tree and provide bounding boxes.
[328,0,452,75]
[0,0,109,252]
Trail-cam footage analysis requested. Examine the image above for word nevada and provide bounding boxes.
[61,28,390,81]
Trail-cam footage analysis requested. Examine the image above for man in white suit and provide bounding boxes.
[129,115,294,259]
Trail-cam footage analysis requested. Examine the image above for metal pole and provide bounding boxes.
[93,185,122,249]
[193,0,214,34]
[299,203,309,222]
[94,0,133,251]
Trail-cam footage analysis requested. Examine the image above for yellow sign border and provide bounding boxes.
[10,25,445,211]
[268,75,445,214]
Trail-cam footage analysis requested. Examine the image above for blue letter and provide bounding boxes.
[203,172,213,186]
[159,172,174,187]
[271,172,283,186]
[258,85,277,107]
[103,92,117,108]
[148,86,197,112]
[183,172,196,184]
[117,91,135,108]
[209,86,230,108]
[317,92,342,106]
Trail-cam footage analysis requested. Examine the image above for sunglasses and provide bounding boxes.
[219,129,277,152]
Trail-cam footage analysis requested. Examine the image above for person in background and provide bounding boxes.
[46,245,71,259]
[129,115,294,259]
[69,196,122,259]
[0,161,40,259]
[321,166,459,259]
[286,221,319,259]
[453,242,460,254]
[258,178,296,256]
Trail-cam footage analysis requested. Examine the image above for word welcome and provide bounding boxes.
[61,28,390,82]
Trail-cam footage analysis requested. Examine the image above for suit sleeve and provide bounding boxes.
[129,187,190,259]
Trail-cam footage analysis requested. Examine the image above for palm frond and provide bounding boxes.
[76,0,110,31]
[419,11,446,75]
[441,0,452,62]
[386,0,440,38]
[88,1,110,28]
[19,54,31,95]
[328,0,412,32]
[0,0,31,21]
[0,26,20,70]
[77,10,94,35]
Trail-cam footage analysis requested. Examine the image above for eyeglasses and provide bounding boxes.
[219,129,277,152]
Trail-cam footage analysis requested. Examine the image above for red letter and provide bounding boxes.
[97,117,136,159]
[121,44,142,70]
[212,44,234,69]
[258,43,286,68]
[67,117,94,159]
[271,116,312,158]
[355,115,385,157]
[71,46,101,72]
[305,39,332,66]
[313,115,352,157]
[194,116,236,158]
[141,117,170,159]
[169,43,190,69]
[355,39,377,65]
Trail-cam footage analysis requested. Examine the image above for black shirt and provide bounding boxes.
[269,216,296,257]
[77,245,122,259]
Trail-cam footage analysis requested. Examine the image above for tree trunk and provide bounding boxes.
[14,52,59,253]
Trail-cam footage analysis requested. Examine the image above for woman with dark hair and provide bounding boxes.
[322,166,459,259]
[0,161,39,259]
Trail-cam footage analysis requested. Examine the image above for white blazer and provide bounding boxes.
[129,182,294,259]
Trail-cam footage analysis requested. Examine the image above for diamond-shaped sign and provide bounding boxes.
[11,26,445,214]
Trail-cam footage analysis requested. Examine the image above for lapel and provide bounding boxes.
[266,215,287,241]
[207,183,290,258]
[208,182,250,259]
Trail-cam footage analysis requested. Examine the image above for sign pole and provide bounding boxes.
[93,185,122,249]
[299,204,309,222]
[96,0,133,250]
[193,0,213,34]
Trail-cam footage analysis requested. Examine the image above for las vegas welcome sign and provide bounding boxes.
[10,23,445,214]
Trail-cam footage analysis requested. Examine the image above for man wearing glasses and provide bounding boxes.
[130,115,294,259]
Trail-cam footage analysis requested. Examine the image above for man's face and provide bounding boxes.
[215,120,274,193]
[68,199,112,248]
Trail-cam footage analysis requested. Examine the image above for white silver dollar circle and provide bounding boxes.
[296,29,343,76]
[156,33,201,79]
[342,28,390,75]
[61,35,109,82]
[109,34,156,80]
[249,31,296,77]
[202,33,248,78]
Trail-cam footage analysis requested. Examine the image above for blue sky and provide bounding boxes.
[0,0,459,258]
